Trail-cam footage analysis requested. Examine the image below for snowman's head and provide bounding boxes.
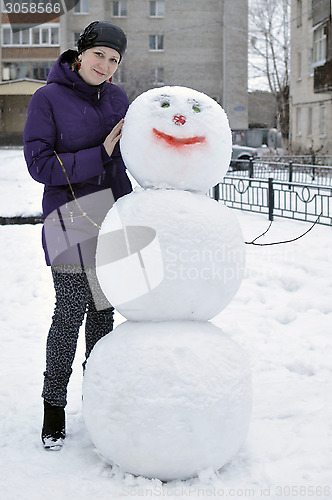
[120,86,232,191]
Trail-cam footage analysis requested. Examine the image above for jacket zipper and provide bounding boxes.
[93,90,107,136]
[93,88,107,178]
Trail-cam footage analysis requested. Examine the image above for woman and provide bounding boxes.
[23,21,132,450]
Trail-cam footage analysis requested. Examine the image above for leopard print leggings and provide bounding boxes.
[42,265,114,407]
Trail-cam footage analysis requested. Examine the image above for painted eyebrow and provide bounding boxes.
[155,94,171,101]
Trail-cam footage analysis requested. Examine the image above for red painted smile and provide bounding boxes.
[153,128,206,148]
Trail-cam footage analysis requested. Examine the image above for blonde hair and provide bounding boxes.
[71,57,80,73]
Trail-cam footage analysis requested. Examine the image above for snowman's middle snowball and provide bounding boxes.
[96,189,245,321]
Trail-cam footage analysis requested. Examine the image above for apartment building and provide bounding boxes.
[1,0,248,144]
[289,0,332,153]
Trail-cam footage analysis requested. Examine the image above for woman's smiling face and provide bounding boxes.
[78,46,120,86]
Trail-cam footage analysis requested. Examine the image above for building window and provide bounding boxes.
[1,25,59,46]
[41,28,49,44]
[313,25,327,66]
[297,0,302,27]
[150,67,164,85]
[296,107,302,135]
[307,107,312,136]
[74,0,89,13]
[297,52,302,80]
[319,105,326,137]
[50,27,59,45]
[150,1,165,17]
[22,29,30,45]
[2,61,54,81]
[32,26,40,44]
[112,1,127,17]
[149,34,164,51]
[2,27,11,45]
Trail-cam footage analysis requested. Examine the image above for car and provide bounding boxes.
[230,145,259,170]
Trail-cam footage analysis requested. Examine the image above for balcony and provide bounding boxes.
[314,60,332,93]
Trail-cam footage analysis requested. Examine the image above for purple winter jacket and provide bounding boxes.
[23,50,132,266]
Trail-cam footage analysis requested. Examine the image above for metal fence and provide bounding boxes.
[261,154,332,167]
[213,160,332,226]
[228,158,332,187]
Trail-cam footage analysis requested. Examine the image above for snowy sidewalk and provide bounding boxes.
[1,149,332,499]
[0,210,332,499]
[0,149,43,218]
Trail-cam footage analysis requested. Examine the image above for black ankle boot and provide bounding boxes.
[41,400,66,450]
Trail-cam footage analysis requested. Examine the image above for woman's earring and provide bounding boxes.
[109,76,113,83]
[78,61,81,70]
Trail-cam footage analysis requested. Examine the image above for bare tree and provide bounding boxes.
[249,0,290,145]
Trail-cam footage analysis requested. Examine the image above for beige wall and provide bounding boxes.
[223,0,248,130]
[63,0,248,131]
[248,91,277,128]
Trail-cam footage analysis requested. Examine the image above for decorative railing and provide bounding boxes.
[260,154,332,167]
[228,158,332,186]
[213,174,332,226]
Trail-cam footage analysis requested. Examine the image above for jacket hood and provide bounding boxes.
[47,49,108,101]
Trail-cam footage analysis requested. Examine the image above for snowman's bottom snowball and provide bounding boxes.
[82,321,252,481]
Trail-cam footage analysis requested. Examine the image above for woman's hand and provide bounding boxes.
[103,119,124,157]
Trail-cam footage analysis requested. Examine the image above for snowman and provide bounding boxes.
[82,86,252,481]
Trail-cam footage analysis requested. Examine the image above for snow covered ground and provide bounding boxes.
[0,149,43,217]
[1,150,332,499]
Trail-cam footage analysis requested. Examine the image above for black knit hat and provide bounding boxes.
[77,21,127,61]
